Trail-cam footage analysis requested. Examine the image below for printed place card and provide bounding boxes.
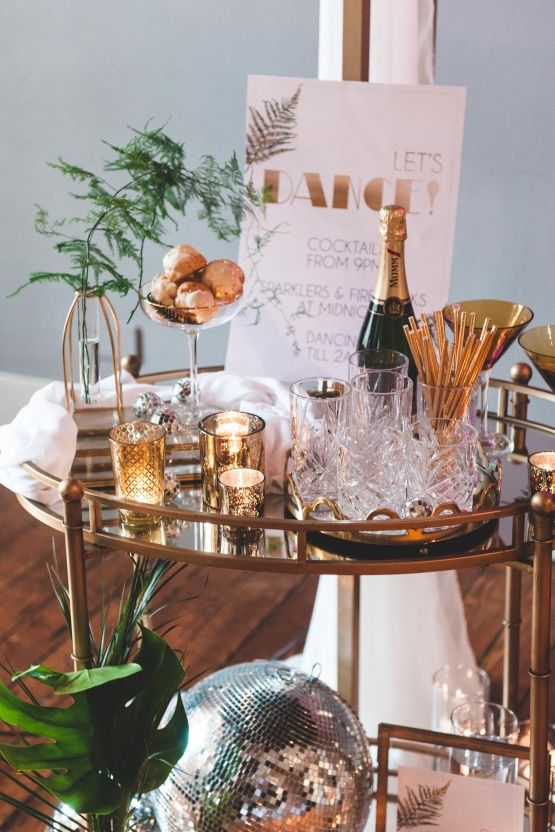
[397,766,525,831]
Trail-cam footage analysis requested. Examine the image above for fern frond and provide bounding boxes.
[17,122,267,304]
[397,780,451,829]
[246,85,301,165]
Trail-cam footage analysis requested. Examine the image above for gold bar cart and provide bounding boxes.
[15,364,554,830]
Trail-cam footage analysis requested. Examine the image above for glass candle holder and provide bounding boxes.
[450,701,520,783]
[199,411,265,509]
[431,665,491,734]
[529,451,555,495]
[219,467,265,544]
[108,421,166,530]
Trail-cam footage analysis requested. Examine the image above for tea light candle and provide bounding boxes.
[199,410,265,508]
[219,467,265,544]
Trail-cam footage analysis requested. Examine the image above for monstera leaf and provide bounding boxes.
[0,627,188,815]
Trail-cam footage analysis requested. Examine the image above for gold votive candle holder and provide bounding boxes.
[108,421,166,530]
[199,410,265,509]
[219,467,265,544]
[529,451,555,495]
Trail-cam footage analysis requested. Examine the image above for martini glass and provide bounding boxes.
[443,300,534,453]
[141,279,244,425]
[519,324,555,391]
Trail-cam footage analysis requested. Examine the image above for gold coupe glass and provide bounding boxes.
[443,300,534,453]
[518,324,555,391]
[108,421,166,529]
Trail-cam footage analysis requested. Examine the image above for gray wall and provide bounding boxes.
[1,0,553,392]
[437,0,555,386]
[0,0,320,378]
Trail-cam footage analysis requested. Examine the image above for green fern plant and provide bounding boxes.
[246,85,301,166]
[397,780,451,829]
[13,122,262,305]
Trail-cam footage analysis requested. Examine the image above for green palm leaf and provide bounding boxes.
[0,628,188,816]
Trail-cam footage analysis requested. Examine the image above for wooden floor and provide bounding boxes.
[0,486,553,830]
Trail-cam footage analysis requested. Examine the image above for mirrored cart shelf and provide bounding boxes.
[17,375,550,574]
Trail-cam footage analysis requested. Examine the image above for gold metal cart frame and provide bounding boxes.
[16,367,554,831]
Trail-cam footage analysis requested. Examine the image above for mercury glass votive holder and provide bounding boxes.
[529,451,555,496]
[108,421,166,530]
[199,410,265,509]
[219,467,265,544]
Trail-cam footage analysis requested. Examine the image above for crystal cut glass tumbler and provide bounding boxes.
[347,347,409,380]
[409,419,478,512]
[351,370,412,430]
[416,379,478,427]
[290,377,351,506]
[337,424,407,521]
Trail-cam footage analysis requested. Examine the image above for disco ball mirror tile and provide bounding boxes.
[151,660,372,831]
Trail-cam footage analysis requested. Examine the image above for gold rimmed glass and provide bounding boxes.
[443,300,534,453]
[519,324,555,391]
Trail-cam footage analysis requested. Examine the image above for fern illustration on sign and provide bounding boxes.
[246,85,301,165]
[397,780,451,829]
[241,84,304,356]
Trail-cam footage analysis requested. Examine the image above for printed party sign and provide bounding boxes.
[397,766,525,831]
[226,75,466,381]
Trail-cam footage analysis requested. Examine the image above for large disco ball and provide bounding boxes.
[151,660,372,831]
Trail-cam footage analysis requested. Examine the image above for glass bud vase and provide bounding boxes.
[77,295,101,404]
[62,291,123,419]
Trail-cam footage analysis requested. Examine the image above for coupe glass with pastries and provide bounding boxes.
[142,243,246,423]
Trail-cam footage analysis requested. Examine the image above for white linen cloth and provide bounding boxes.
[0,371,165,505]
[0,369,475,736]
[0,371,290,504]
[198,373,290,493]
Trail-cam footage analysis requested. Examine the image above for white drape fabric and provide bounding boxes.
[300,570,474,735]
[319,0,436,84]
[311,0,464,742]
[0,372,291,504]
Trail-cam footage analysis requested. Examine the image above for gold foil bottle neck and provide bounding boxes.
[379,205,407,241]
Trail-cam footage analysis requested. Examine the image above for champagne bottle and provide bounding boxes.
[356,204,418,387]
